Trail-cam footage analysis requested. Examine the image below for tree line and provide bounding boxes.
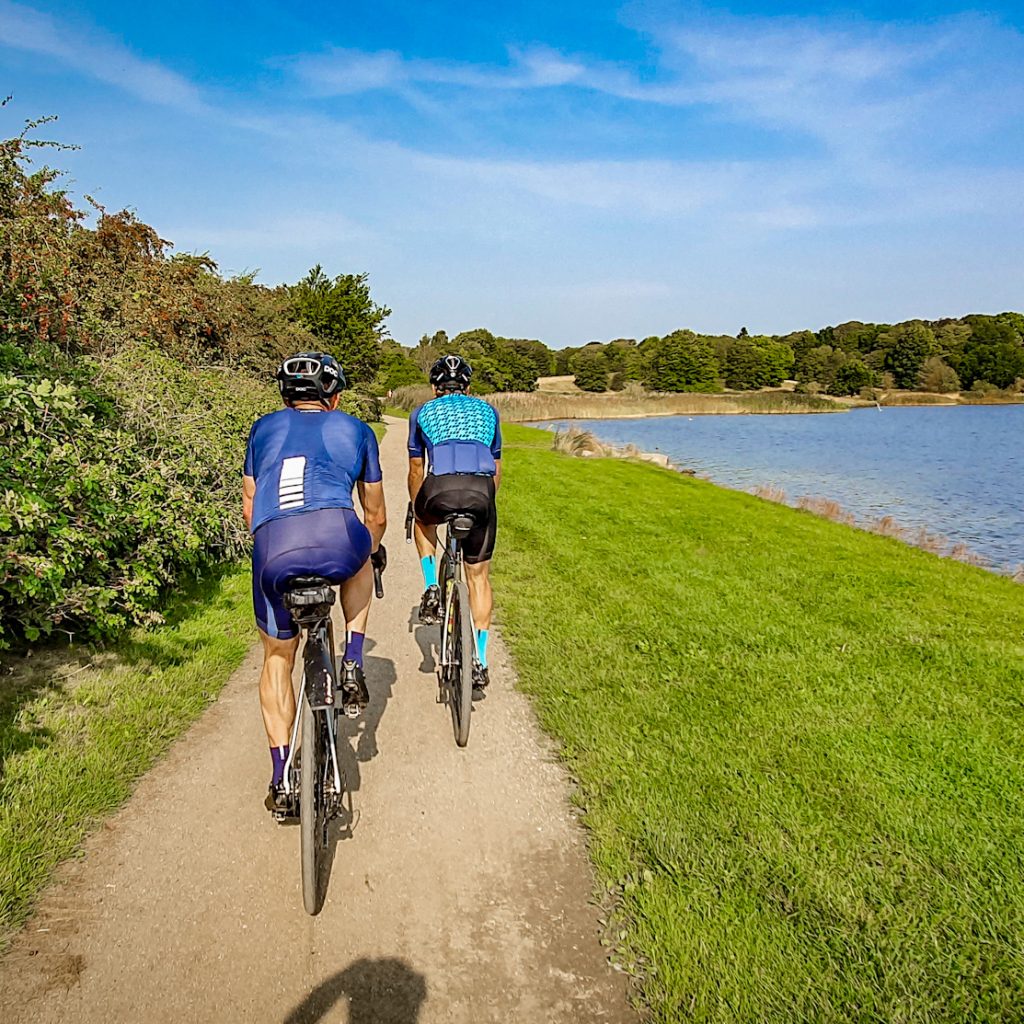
[380,314,1024,397]
[551,316,1024,396]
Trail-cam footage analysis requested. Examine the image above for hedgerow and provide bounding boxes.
[0,114,387,650]
[0,343,276,647]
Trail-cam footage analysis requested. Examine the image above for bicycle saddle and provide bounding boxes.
[445,513,477,538]
[284,576,336,610]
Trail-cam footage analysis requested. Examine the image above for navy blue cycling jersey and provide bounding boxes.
[244,407,382,533]
[408,393,502,476]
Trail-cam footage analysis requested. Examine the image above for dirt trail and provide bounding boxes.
[0,416,635,1023]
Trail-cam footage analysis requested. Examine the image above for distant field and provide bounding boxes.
[496,423,1024,1023]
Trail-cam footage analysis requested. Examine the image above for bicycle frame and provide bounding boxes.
[281,613,343,801]
[439,526,464,671]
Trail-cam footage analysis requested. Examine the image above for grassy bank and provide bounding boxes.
[495,425,1024,1022]
[0,565,254,947]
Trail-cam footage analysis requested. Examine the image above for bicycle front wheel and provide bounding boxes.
[299,690,327,915]
[450,580,474,748]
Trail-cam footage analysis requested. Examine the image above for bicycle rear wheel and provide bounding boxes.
[449,580,474,748]
[300,689,328,915]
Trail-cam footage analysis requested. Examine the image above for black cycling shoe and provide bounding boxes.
[418,585,441,624]
[472,662,489,702]
[338,660,369,717]
[265,782,294,819]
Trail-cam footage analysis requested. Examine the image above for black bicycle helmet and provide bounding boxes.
[429,354,472,391]
[276,352,346,405]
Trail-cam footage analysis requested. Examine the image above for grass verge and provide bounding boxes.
[495,424,1024,1023]
[0,564,254,947]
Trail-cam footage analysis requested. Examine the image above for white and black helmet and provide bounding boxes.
[276,352,345,405]
[429,354,472,391]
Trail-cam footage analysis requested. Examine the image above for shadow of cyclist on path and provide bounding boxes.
[282,957,426,1024]
[334,638,396,793]
[408,606,438,677]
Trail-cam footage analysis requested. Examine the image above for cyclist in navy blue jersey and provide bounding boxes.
[408,355,501,698]
[244,353,386,813]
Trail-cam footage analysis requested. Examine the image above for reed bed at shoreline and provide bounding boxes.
[388,385,846,421]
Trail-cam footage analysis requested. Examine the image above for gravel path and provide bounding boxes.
[0,416,635,1024]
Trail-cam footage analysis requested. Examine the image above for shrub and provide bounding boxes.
[0,344,276,649]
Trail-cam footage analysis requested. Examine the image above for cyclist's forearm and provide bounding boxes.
[242,475,256,529]
[494,460,501,491]
[357,480,386,550]
[408,460,425,502]
[365,516,386,550]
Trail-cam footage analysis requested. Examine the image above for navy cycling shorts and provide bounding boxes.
[252,507,371,639]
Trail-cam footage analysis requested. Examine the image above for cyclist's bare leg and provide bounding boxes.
[340,558,373,635]
[413,518,438,562]
[258,629,299,746]
[465,559,493,632]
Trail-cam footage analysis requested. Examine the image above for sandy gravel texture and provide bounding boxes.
[0,416,636,1024]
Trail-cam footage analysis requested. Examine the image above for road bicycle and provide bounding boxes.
[407,502,475,748]
[276,557,385,915]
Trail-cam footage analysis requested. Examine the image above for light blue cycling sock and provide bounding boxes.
[476,628,489,668]
[420,555,438,589]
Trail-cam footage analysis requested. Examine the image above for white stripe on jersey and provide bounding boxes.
[279,456,306,510]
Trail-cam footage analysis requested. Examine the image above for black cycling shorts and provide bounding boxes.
[414,474,497,564]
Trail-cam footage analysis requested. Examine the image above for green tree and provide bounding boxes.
[376,341,424,390]
[645,330,719,392]
[573,347,609,391]
[918,356,960,393]
[289,265,391,384]
[722,337,794,389]
[796,345,845,391]
[829,357,876,396]
[880,322,936,389]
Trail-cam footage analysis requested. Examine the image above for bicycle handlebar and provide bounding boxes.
[370,544,387,599]
[405,501,415,543]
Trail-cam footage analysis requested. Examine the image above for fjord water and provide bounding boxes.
[554,405,1024,570]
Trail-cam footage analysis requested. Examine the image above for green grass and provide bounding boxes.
[0,565,254,947]
[495,425,1024,1023]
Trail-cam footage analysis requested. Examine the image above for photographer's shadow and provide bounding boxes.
[283,956,426,1024]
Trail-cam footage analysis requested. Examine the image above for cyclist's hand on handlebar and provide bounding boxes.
[404,501,415,543]
[371,544,388,573]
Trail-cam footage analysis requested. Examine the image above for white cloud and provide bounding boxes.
[287,43,588,96]
[0,0,207,111]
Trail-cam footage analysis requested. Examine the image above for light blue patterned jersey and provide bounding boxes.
[408,393,502,476]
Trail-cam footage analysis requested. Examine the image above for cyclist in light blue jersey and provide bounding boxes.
[408,355,501,697]
[244,353,386,813]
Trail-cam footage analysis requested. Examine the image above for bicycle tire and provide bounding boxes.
[300,689,327,915]
[451,580,474,747]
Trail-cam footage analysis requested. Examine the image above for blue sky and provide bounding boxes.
[1,1,1022,347]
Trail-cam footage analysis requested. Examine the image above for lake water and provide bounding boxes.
[539,406,1024,571]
